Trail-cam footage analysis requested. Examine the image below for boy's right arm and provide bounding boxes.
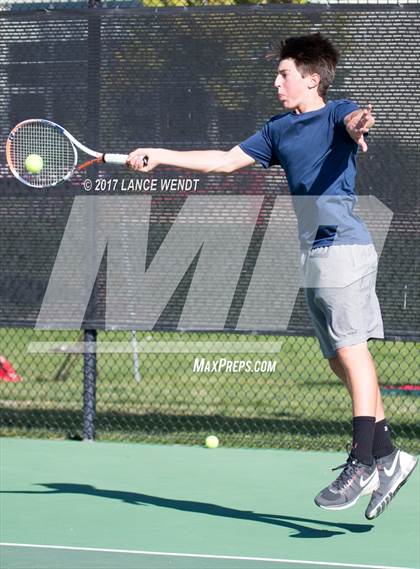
[126,145,255,174]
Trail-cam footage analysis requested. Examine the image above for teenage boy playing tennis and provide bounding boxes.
[127,33,417,519]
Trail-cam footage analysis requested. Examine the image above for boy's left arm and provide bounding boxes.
[344,103,375,153]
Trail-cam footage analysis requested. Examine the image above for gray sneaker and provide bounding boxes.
[315,457,379,511]
[365,449,418,520]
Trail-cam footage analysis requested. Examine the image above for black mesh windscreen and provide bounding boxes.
[0,6,419,337]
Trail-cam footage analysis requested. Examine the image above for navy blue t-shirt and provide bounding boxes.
[239,99,373,250]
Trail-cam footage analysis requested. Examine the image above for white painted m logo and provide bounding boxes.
[36,195,392,331]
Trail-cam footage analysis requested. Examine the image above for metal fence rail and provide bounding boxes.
[1,0,420,9]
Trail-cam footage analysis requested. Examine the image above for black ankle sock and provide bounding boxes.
[372,419,395,459]
[351,416,376,466]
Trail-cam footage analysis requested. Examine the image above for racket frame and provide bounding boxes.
[6,118,129,188]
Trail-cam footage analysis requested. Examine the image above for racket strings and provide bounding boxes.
[9,121,76,187]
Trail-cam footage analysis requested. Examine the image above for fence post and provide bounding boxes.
[83,0,101,442]
[83,329,97,441]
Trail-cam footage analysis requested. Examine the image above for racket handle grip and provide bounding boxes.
[103,153,128,165]
[103,154,149,167]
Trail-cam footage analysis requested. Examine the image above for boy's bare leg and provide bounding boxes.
[335,342,378,415]
[328,353,385,421]
[330,344,376,414]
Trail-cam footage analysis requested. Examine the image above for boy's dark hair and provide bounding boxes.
[269,33,339,98]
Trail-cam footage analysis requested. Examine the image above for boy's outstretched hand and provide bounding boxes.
[344,103,375,152]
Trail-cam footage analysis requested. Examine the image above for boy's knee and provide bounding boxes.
[336,342,369,363]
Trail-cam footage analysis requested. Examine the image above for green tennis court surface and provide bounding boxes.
[0,439,418,569]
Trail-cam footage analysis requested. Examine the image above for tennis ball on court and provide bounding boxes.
[205,435,219,449]
[25,153,43,174]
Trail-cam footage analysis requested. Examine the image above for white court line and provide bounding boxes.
[0,543,416,569]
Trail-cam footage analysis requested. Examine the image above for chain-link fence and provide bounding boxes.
[0,4,419,451]
[1,330,419,452]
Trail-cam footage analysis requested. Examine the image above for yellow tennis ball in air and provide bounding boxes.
[205,435,219,449]
[25,154,43,174]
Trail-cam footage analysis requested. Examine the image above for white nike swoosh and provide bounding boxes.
[360,471,376,488]
[384,451,400,477]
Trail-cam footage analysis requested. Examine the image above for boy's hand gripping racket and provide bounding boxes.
[6,118,148,188]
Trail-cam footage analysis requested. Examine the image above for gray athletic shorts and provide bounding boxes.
[301,244,384,359]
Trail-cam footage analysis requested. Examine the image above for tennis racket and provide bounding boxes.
[6,118,148,188]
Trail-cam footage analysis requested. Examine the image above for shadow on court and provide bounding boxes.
[1,483,374,539]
